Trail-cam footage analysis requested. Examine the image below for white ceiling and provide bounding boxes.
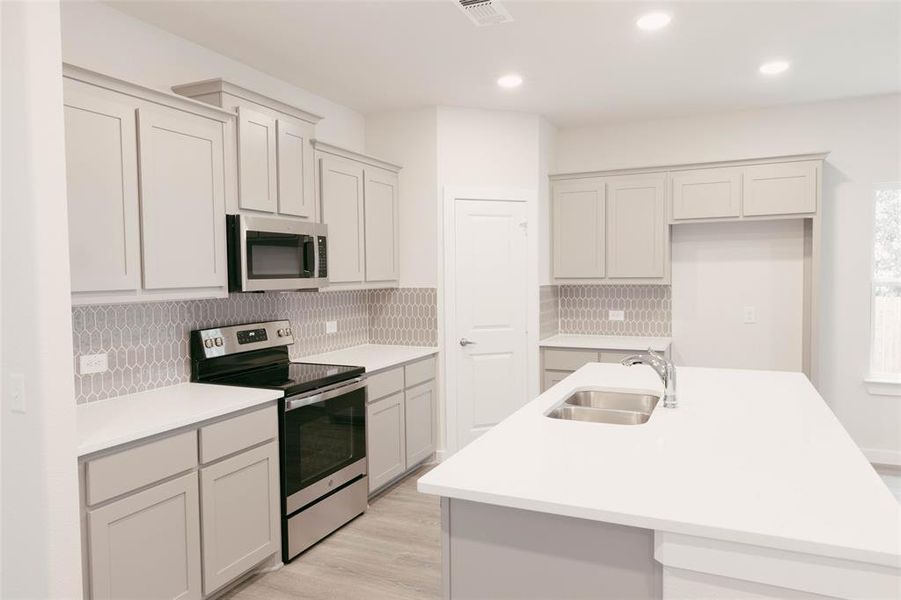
[108,0,900,126]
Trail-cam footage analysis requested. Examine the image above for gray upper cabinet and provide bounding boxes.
[277,118,316,218]
[63,65,233,304]
[606,173,666,279]
[63,78,141,295]
[743,161,818,216]
[314,141,402,289]
[137,106,227,291]
[172,79,322,221]
[671,167,742,221]
[364,167,400,282]
[236,106,278,213]
[552,177,606,280]
[320,155,366,283]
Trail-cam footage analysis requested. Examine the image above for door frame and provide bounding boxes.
[440,186,539,458]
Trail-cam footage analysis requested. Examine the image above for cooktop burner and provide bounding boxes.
[211,361,364,397]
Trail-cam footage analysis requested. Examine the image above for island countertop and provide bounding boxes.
[418,364,901,568]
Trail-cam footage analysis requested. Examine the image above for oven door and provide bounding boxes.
[230,214,328,291]
[282,378,367,514]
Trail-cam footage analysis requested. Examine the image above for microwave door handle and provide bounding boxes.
[302,238,315,277]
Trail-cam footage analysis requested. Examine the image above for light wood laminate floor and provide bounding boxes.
[222,466,441,600]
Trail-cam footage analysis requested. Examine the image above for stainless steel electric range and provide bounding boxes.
[190,320,367,562]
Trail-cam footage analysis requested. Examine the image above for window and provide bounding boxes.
[869,184,901,393]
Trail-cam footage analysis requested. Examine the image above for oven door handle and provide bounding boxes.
[285,378,366,411]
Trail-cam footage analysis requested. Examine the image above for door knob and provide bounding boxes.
[459,338,476,347]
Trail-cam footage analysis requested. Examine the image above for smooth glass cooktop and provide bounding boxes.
[212,362,364,396]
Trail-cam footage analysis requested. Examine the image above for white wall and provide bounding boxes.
[60,0,365,150]
[1,1,83,597]
[556,94,901,463]
[538,118,557,286]
[366,108,438,288]
[671,220,804,371]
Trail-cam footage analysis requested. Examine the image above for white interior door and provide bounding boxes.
[453,199,529,450]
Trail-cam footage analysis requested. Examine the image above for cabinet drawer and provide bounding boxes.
[599,350,636,364]
[742,161,817,216]
[366,367,404,403]
[405,356,436,388]
[671,167,741,220]
[86,430,197,506]
[543,349,599,371]
[200,406,277,464]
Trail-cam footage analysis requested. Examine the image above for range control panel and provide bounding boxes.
[192,320,294,359]
[237,328,268,345]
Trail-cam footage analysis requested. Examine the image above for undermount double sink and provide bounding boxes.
[547,390,660,425]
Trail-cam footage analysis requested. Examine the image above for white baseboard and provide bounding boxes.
[863,447,901,466]
[434,448,447,463]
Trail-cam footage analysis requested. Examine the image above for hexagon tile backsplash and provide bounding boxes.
[547,284,671,337]
[72,288,437,404]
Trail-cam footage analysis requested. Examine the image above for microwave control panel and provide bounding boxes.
[317,236,328,278]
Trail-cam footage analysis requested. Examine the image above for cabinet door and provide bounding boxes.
[366,392,405,493]
[237,107,278,212]
[87,472,201,600]
[671,167,741,220]
[404,380,436,466]
[364,167,400,282]
[276,118,315,218]
[606,174,666,279]
[63,80,141,293]
[320,155,365,283]
[743,161,817,216]
[543,370,571,392]
[200,441,280,595]
[553,178,606,279]
[137,106,227,291]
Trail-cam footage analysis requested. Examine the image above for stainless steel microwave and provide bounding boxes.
[227,214,328,292]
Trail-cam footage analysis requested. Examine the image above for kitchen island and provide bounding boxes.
[418,364,901,599]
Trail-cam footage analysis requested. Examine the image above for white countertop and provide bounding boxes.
[300,344,438,374]
[418,364,901,567]
[540,334,671,352]
[77,383,282,457]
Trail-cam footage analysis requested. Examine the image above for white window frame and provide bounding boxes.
[866,183,901,396]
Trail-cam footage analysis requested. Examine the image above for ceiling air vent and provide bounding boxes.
[457,0,513,27]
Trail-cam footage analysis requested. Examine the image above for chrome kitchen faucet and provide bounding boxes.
[621,349,677,409]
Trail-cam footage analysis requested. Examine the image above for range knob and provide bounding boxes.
[286,328,293,336]
[277,328,286,337]
[214,337,224,347]
[203,339,214,349]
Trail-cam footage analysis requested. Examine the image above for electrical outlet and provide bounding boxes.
[608,310,625,321]
[325,321,338,334]
[9,373,26,414]
[79,353,109,375]
[743,306,757,324]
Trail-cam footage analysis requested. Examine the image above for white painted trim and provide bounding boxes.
[863,447,901,466]
[865,377,901,397]
[171,78,323,124]
[440,186,539,457]
[311,140,402,172]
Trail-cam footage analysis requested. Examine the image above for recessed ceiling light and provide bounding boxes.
[636,11,671,31]
[759,60,790,75]
[497,73,523,89]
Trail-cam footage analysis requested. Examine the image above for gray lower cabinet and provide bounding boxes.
[367,392,407,492]
[366,356,438,495]
[199,441,280,596]
[81,406,280,600]
[404,380,437,466]
[541,347,669,392]
[87,472,202,600]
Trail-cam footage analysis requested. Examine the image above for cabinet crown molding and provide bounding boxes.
[549,152,830,181]
[63,63,236,123]
[313,140,403,172]
[171,78,324,124]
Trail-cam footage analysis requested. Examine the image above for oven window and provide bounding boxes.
[246,231,314,280]
[283,386,365,499]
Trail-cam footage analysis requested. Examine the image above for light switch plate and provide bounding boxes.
[325,321,338,334]
[743,306,757,324]
[608,310,625,321]
[79,353,108,375]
